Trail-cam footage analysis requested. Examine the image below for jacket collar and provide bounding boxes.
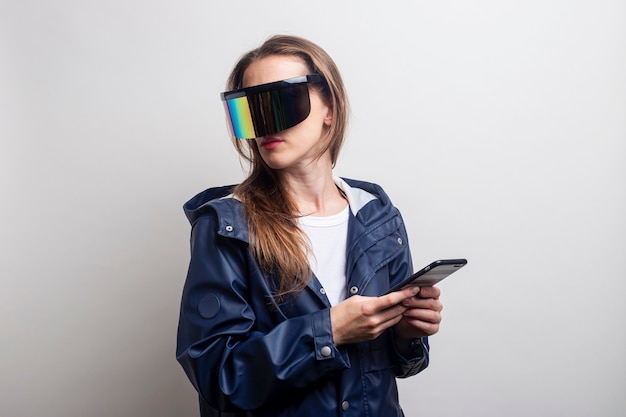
[333,176,376,216]
[183,177,397,242]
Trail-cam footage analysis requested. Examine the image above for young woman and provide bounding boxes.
[176,35,443,417]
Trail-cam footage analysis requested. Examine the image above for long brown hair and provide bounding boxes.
[226,35,349,298]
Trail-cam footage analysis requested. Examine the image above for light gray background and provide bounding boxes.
[1,1,625,416]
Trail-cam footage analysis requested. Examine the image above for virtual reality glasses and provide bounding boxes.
[221,74,325,140]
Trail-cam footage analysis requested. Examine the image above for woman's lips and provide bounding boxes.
[259,137,283,150]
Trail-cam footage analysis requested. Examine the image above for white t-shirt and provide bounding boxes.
[298,205,349,306]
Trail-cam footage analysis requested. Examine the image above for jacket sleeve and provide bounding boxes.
[176,215,351,412]
[391,334,430,378]
[386,212,430,378]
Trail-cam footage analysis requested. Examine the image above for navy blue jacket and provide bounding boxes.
[176,178,429,417]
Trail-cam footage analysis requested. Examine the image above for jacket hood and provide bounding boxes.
[183,184,237,225]
[183,177,397,228]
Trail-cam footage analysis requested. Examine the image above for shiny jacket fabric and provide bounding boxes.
[176,178,429,417]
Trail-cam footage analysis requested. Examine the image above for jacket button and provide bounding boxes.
[319,288,326,295]
[349,286,358,295]
[397,237,403,245]
[225,225,233,232]
[320,346,332,357]
[342,401,349,411]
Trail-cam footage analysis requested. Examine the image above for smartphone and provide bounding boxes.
[384,259,467,295]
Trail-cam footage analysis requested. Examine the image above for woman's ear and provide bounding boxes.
[323,105,333,127]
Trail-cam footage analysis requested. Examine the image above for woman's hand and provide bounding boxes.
[330,286,419,346]
[394,285,443,340]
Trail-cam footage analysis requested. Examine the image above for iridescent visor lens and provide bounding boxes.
[220,74,323,139]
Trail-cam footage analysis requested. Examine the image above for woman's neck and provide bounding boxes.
[279,159,347,217]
